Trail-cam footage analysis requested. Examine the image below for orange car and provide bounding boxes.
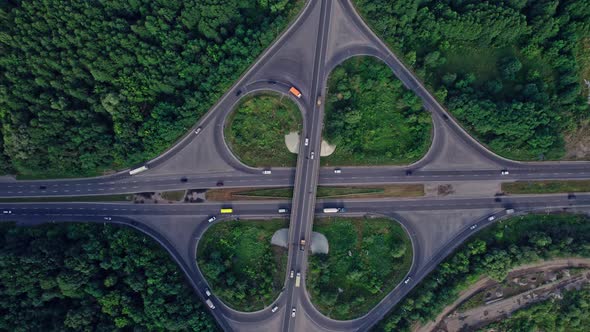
[289,86,302,98]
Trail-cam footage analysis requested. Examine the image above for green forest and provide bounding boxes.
[226,93,301,167]
[481,286,590,332]
[355,0,590,160]
[0,222,217,331]
[375,213,590,331]
[197,219,288,311]
[323,57,431,165]
[308,217,412,319]
[0,0,301,177]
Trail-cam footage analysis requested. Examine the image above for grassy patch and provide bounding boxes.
[0,194,132,203]
[160,190,186,201]
[308,217,412,319]
[439,47,508,86]
[197,219,288,312]
[206,184,424,201]
[322,56,431,166]
[502,180,590,194]
[225,93,302,167]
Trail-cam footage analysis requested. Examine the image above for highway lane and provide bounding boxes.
[3,168,590,197]
[2,194,589,220]
[282,1,333,331]
[2,194,589,332]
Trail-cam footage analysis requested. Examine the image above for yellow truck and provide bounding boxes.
[220,208,233,214]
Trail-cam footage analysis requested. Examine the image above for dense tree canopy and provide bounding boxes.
[0,222,217,331]
[0,0,301,177]
[355,0,590,160]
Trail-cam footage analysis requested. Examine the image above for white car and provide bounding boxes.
[334,168,342,174]
[404,277,412,284]
[290,270,294,279]
[487,216,496,222]
[205,288,212,297]
[104,217,112,221]
[194,127,202,135]
[310,151,315,160]
[208,216,217,223]
[501,170,510,175]
[291,308,296,318]
[304,138,309,146]
[262,170,272,175]
[3,210,11,214]
[470,224,478,230]
[271,305,279,313]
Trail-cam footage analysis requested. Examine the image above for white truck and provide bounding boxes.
[323,208,346,213]
[129,165,148,175]
[295,272,301,288]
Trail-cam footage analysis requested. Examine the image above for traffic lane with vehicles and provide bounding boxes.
[2,194,587,220]
[3,195,588,332]
[283,0,333,330]
[4,167,590,198]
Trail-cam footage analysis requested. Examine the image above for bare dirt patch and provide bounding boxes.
[205,188,278,201]
[205,184,424,201]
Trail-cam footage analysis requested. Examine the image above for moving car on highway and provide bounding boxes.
[289,86,302,98]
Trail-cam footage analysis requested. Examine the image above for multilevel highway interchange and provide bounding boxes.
[2,1,590,331]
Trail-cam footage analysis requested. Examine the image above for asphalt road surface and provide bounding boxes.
[2,0,590,331]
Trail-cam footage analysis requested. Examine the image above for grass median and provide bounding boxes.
[322,56,431,166]
[502,180,590,194]
[205,184,424,201]
[197,219,288,312]
[225,93,302,167]
[308,217,412,319]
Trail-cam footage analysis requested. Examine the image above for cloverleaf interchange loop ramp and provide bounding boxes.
[2,1,590,331]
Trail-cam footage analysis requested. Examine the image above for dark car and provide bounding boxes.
[442,114,449,120]
[216,181,224,187]
[180,177,188,183]
[494,197,502,202]
[405,170,413,176]
[39,185,47,190]
[236,90,242,96]
[568,193,576,199]
[268,80,277,84]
